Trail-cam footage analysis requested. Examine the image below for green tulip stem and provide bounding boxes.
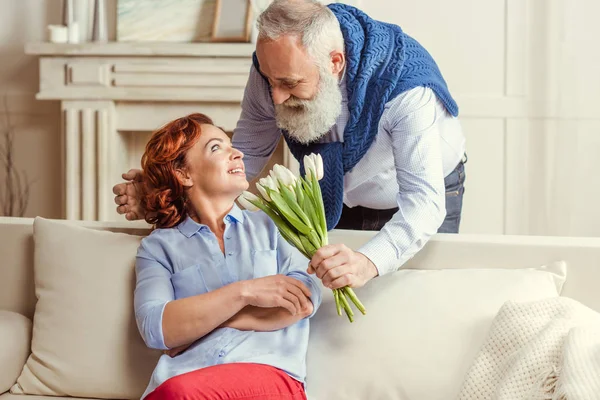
[342,287,366,315]
[338,289,354,323]
[333,288,342,316]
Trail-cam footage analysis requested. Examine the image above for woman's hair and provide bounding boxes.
[257,0,344,68]
[141,113,214,229]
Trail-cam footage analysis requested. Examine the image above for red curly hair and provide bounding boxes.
[141,113,214,229]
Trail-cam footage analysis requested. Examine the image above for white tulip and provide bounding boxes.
[256,183,270,202]
[237,191,260,211]
[304,154,316,180]
[308,153,323,181]
[259,175,279,201]
[262,175,279,191]
[272,164,297,187]
[312,153,324,180]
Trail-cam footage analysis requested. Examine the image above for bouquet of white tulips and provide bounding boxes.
[238,153,366,322]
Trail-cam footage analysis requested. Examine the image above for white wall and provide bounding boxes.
[1,0,599,237]
[360,0,600,237]
[0,0,63,218]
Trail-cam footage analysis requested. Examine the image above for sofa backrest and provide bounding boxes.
[2,216,600,318]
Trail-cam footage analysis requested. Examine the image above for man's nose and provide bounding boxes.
[271,86,290,105]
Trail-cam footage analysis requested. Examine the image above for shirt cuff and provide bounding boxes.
[137,301,170,350]
[357,235,401,277]
[286,271,322,318]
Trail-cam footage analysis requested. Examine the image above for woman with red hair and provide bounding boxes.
[134,113,321,400]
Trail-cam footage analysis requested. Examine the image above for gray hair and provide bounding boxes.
[257,0,344,66]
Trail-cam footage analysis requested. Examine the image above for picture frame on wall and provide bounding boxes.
[116,0,216,42]
[211,0,253,42]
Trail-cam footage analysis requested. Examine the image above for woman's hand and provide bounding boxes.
[240,275,312,316]
[113,169,145,221]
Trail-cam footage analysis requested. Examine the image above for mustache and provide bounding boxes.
[281,96,312,108]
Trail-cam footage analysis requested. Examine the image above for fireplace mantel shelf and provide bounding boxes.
[26,40,294,222]
[25,42,256,57]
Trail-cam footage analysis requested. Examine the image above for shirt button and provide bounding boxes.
[227,252,233,256]
[218,351,225,357]
[226,236,231,240]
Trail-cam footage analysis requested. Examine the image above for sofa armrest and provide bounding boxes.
[0,310,32,394]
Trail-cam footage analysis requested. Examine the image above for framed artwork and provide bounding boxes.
[211,0,253,42]
[117,0,216,42]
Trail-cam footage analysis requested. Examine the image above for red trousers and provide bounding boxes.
[145,363,307,400]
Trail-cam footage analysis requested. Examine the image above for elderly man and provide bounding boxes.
[113,0,466,291]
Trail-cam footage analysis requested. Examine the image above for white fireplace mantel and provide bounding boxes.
[26,42,296,221]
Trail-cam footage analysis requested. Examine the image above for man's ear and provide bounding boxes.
[175,169,193,188]
[330,50,345,76]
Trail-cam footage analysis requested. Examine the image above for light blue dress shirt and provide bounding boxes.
[232,66,467,276]
[134,204,322,399]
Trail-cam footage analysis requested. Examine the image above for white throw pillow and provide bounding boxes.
[11,217,160,399]
[0,311,32,393]
[305,262,566,400]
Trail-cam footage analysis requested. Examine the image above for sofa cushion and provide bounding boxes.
[1,394,87,400]
[305,261,566,400]
[11,217,160,399]
[0,311,32,394]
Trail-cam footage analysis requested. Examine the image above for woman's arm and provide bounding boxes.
[219,234,323,333]
[136,250,312,350]
[222,301,313,332]
[135,251,248,350]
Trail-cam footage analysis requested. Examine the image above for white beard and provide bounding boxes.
[274,69,342,145]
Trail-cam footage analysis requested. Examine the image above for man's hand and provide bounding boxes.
[112,169,144,221]
[308,244,379,289]
[239,275,312,316]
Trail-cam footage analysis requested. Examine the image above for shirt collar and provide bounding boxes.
[339,67,348,101]
[177,204,245,238]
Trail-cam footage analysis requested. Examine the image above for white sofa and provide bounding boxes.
[1,216,599,400]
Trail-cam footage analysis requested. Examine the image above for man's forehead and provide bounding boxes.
[256,37,312,78]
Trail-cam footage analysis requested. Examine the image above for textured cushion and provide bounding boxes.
[306,261,567,400]
[0,311,31,394]
[11,217,160,399]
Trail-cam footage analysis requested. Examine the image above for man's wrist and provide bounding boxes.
[358,252,379,282]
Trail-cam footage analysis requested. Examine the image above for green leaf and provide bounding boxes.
[299,235,317,257]
[279,229,311,259]
[301,177,326,240]
[294,182,305,214]
[280,185,314,229]
[302,189,324,242]
[269,191,312,235]
[307,229,322,250]
[310,174,328,236]
[249,198,309,256]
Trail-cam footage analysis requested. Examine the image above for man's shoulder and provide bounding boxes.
[247,64,271,93]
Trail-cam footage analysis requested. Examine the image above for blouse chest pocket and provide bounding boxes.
[251,249,278,279]
[170,265,208,299]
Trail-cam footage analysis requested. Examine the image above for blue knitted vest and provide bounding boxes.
[253,3,458,230]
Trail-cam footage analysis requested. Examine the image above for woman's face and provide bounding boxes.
[182,124,248,198]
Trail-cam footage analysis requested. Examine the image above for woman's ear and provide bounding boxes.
[175,169,194,188]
